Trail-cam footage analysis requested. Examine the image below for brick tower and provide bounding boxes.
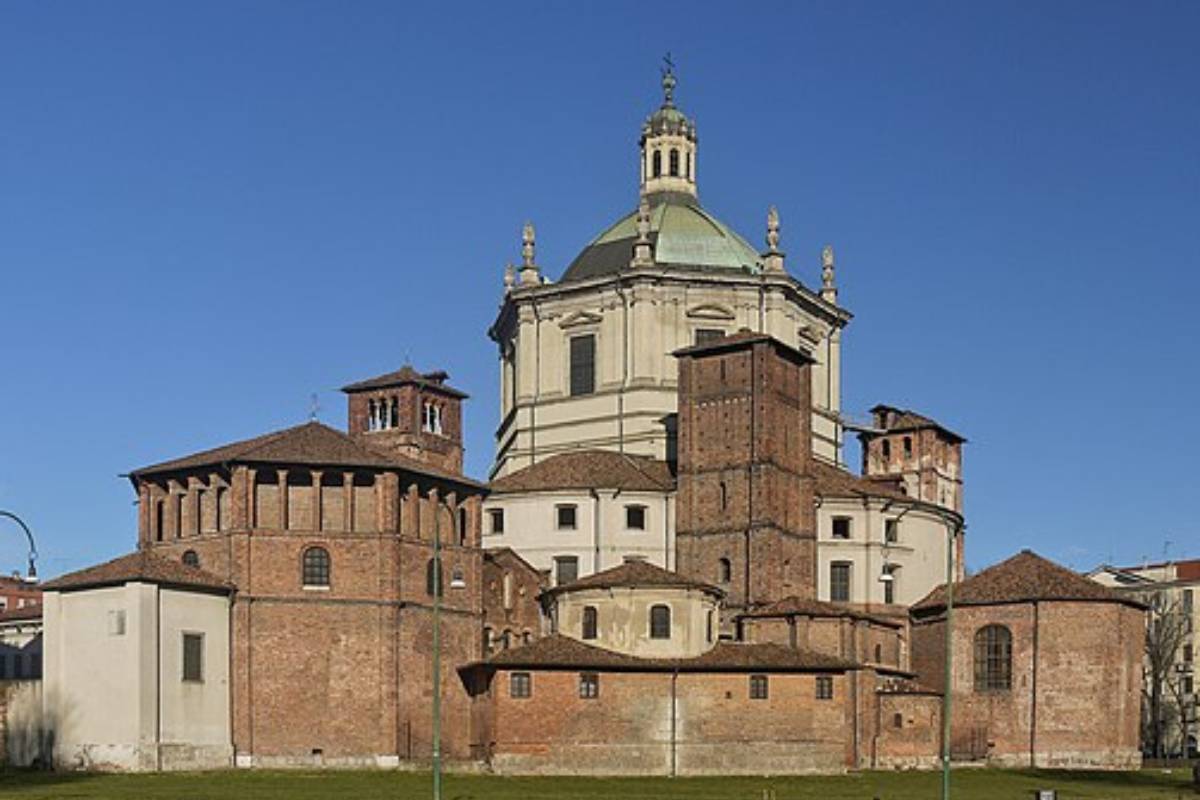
[673,332,817,619]
[858,404,964,514]
[342,366,467,474]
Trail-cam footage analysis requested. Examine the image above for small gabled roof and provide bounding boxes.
[471,634,857,673]
[42,551,233,595]
[868,404,965,444]
[489,450,674,494]
[738,596,903,628]
[913,549,1145,615]
[130,421,483,489]
[340,366,468,398]
[543,559,721,599]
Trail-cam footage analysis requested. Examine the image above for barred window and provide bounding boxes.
[749,674,768,700]
[973,625,1012,691]
[649,604,671,639]
[182,633,204,682]
[579,672,599,699]
[302,546,330,588]
[815,675,834,700]
[830,562,851,602]
[182,550,199,568]
[582,606,598,640]
[510,671,531,699]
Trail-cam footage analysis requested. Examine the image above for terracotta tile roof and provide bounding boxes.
[0,606,43,624]
[739,596,903,628]
[913,549,1145,615]
[489,450,674,494]
[41,551,234,594]
[672,330,814,363]
[869,404,965,443]
[472,634,857,673]
[130,421,483,489]
[544,559,721,598]
[340,366,468,398]
[811,460,910,502]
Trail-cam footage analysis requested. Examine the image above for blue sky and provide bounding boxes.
[2,1,1198,579]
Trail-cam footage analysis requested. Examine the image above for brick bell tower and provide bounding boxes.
[673,331,818,620]
[342,366,467,474]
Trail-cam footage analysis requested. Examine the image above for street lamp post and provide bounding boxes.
[0,510,38,579]
[431,503,466,800]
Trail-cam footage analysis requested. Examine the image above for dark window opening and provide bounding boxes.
[749,674,769,700]
[569,335,596,396]
[556,504,577,530]
[182,633,204,682]
[488,509,505,535]
[885,518,899,543]
[903,436,913,458]
[626,505,646,530]
[652,150,662,178]
[669,148,680,177]
[649,604,671,639]
[457,507,468,546]
[893,712,904,729]
[832,517,852,540]
[582,606,598,640]
[718,557,732,584]
[302,546,330,588]
[154,500,164,542]
[579,672,599,699]
[182,550,199,568]
[881,439,891,460]
[816,675,834,700]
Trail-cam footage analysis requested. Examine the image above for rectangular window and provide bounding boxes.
[815,675,834,700]
[625,505,647,530]
[884,518,899,543]
[694,328,725,345]
[830,562,851,602]
[510,671,531,699]
[556,504,577,530]
[108,609,126,637]
[749,674,769,700]
[488,509,505,535]
[569,335,596,396]
[182,633,204,683]
[579,672,599,699]
[1183,589,1194,614]
[1185,644,1193,663]
[555,556,579,586]
[1184,675,1194,696]
[832,517,852,540]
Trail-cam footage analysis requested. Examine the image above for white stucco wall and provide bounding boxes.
[42,582,231,771]
[554,585,720,658]
[483,489,675,580]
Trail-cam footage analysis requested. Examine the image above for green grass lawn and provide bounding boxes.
[0,768,1193,800]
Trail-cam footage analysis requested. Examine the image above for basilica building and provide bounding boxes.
[26,68,1144,776]
[482,68,964,615]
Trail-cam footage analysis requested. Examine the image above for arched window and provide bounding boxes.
[457,507,468,546]
[426,557,443,597]
[649,604,671,639]
[974,625,1012,691]
[182,550,199,568]
[302,546,330,587]
[718,557,732,584]
[669,148,680,177]
[652,149,662,178]
[687,151,692,180]
[582,606,598,640]
[154,500,164,542]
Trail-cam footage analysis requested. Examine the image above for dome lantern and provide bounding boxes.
[639,57,698,200]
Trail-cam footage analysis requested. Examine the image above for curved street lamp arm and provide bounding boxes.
[0,510,39,578]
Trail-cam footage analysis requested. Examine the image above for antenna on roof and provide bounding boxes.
[308,393,321,422]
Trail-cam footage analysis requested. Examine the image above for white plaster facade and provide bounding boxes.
[483,488,674,581]
[42,582,232,771]
[551,584,721,659]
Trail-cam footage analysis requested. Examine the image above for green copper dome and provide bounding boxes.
[560,194,762,283]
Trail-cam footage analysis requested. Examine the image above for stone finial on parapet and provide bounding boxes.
[519,222,540,286]
[821,244,837,303]
[631,194,654,268]
[762,206,785,273]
